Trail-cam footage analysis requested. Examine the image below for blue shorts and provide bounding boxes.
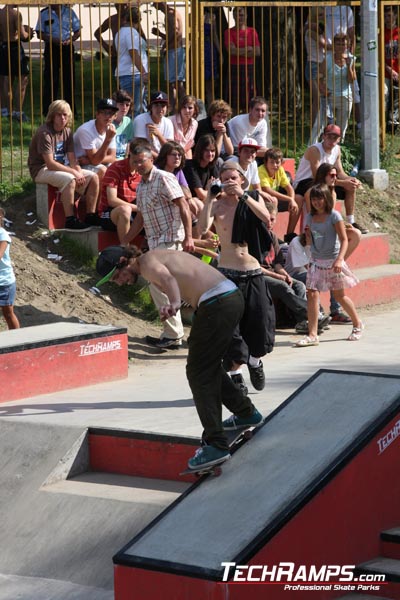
[164,47,186,82]
[0,281,16,306]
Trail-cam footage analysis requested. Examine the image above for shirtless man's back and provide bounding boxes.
[96,245,264,471]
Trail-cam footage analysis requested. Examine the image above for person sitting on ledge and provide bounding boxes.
[28,99,99,231]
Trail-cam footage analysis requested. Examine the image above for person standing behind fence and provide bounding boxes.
[224,7,260,114]
[0,4,32,122]
[0,208,20,330]
[152,2,186,113]
[319,33,356,142]
[384,6,399,130]
[36,4,81,117]
[115,5,149,117]
[94,3,128,76]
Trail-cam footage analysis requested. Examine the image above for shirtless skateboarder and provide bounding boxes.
[95,246,263,470]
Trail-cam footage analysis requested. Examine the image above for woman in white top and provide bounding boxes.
[319,33,356,140]
[115,6,149,117]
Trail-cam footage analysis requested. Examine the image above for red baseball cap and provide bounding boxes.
[323,124,341,136]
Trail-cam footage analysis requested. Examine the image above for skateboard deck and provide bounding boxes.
[180,426,257,477]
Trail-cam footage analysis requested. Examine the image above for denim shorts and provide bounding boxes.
[0,280,16,306]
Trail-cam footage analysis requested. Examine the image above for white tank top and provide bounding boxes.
[294,141,340,186]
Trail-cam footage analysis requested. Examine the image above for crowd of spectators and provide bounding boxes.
[21,3,372,380]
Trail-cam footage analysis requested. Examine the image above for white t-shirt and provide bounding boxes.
[325,6,354,45]
[230,155,260,189]
[228,114,272,149]
[132,113,174,154]
[294,141,340,187]
[115,27,148,77]
[285,236,311,276]
[73,119,117,159]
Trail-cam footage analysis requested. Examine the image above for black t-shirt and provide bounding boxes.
[183,159,220,197]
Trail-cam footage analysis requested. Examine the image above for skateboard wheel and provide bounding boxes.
[243,429,253,440]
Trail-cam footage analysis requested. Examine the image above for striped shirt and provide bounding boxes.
[136,167,185,249]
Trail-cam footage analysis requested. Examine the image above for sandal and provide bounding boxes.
[347,322,364,341]
[295,335,319,347]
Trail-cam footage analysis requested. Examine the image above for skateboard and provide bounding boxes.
[180,426,256,478]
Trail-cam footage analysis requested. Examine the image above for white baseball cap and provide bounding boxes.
[238,136,260,150]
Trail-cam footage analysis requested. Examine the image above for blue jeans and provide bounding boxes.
[119,74,147,117]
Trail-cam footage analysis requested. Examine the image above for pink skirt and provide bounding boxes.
[306,258,359,292]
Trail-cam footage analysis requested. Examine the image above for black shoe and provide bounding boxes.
[248,360,265,391]
[283,233,298,244]
[145,335,183,349]
[352,222,369,234]
[231,373,249,396]
[84,213,102,227]
[64,217,91,231]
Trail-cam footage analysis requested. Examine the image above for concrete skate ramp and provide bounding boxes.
[114,370,400,579]
[0,420,186,591]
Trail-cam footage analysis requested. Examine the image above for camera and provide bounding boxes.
[210,180,226,195]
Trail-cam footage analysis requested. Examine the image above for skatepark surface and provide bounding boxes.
[0,304,399,599]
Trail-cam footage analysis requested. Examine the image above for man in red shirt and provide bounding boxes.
[224,6,260,113]
[384,6,399,128]
[98,139,143,241]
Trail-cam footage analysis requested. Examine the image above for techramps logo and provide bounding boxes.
[220,562,386,592]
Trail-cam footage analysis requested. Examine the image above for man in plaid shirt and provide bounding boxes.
[122,145,194,349]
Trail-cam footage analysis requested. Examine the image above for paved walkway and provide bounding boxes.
[0,304,399,599]
[3,304,399,436]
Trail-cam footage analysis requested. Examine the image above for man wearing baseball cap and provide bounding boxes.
[95,245,264,471]
[293,123,367,235]
[229,137,272,203]
[73,98,118,223]
[132,90,173,157]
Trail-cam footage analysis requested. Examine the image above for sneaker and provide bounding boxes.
[145,335,183,349]
[352,222,369,234]
[1,108,10,118]
[284,232,298,244]
[188,445,230,470]
[248,360,265,391]
[64,217,91,231]
[84,213,102,227]
[330,311,352,324]
[231,373,248,396]
[222,408,264,431]
[318,314,331,330]
[295,315,331,335]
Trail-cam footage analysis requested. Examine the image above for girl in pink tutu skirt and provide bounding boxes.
[295,183,363,347]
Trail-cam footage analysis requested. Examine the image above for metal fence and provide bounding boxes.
[0,0,397,185]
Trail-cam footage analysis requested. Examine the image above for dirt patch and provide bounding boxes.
[1,194,190,362]
[1,171,399,360]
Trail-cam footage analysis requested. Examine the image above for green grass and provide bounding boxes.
[0,54,162,187]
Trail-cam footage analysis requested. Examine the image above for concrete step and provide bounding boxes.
[355,556,400,582]
[88,428,200,483]
[382,528,400,560]
[0,323,128,402]
[320,264,400,309]
[346,232,391,270]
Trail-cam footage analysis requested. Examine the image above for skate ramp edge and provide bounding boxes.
[113,369,400,582]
